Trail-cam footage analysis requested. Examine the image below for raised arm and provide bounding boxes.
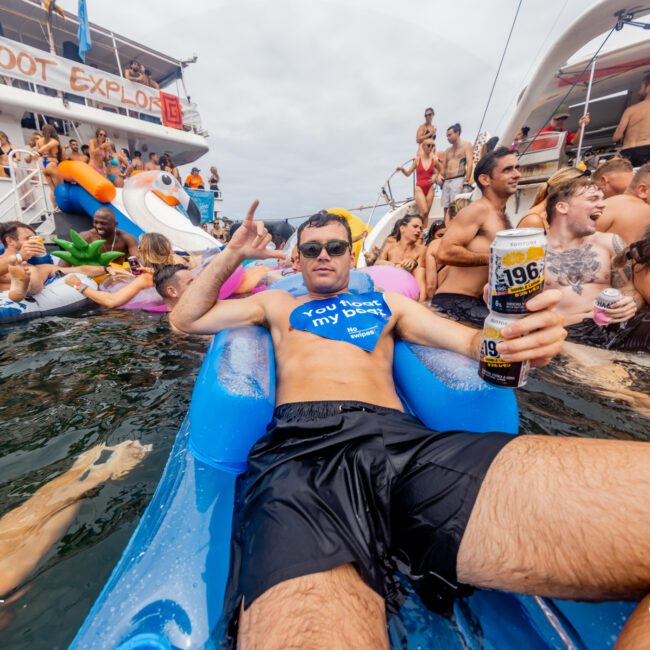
[437,202,489,266]
[388,289,565,367]
[170,200,285,335]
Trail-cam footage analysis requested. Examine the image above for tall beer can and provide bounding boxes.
[489,228,547,314]
[478,312,530,388]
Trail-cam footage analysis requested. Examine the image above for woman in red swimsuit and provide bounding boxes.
[397,138,440,219]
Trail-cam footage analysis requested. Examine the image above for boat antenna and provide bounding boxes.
[517,24,617,158]
[474,0,524,144]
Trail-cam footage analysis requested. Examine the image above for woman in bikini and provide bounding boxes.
[89,128,113,177]
[397,138,440,219]
[33,125,63,209]
[0,131,15,178]
[105,144,132,187]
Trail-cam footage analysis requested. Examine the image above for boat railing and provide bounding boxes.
[0,150,55,237]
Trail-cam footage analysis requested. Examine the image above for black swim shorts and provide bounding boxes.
[620,145,650,168]
[220,400,512,646]
[566,310,650,352]
[431,292,489,327]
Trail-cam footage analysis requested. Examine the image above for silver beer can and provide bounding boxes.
[478,312,530,388]
[489,228,547,314]
[593,288,623,326]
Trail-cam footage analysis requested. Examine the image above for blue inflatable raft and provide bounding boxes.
[70,322,635,648]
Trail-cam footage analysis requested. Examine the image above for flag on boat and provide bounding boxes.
[160,92,184,129]
[43,0,65,18]
[77,0,92,62]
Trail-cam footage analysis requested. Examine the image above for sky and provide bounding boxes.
[58,0,645,223]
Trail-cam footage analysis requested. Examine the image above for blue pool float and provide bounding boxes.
[71,293,635,649]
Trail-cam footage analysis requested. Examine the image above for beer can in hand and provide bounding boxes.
[478,312,530,388]
[127,256,142,276]
[593,288,623,326]
[489,228,546,314]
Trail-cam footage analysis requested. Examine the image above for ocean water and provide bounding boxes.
[0,310,648,649]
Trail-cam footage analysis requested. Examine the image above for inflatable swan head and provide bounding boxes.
[123,171,219,254]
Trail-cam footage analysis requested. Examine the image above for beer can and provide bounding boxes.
[478,312,530,388]
[593,288,623,326]
[489,228,546,314]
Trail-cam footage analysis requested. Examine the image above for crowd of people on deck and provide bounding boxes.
[0,122,222,212]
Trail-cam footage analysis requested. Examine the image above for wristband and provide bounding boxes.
[14,253,23,263]
[73,281,87,293]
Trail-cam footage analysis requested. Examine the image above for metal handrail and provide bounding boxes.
[0,149,52,225]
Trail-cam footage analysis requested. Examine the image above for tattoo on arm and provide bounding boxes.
[547,245,600,295]
[611,235,633,289]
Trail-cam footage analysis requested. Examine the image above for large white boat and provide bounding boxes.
[0,0,218,246]
[362,0,650,261]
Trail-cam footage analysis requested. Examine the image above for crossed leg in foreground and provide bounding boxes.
[238,435,650,649]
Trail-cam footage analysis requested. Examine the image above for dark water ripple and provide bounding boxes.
[0,311,647,649]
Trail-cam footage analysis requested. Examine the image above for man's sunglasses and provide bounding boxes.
[298,239,350,258]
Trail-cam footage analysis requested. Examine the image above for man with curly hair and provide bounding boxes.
[546,176,649,351]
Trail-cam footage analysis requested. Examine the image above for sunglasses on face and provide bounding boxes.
[298,239,350,258]
[424,144,434,148]
[425,113,433,117]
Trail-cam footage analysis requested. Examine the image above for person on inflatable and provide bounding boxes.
[63,233,188,309]
[375,214,426,300]
[73,207,139,265]
[172,205,643,648]
[0,221,129,302]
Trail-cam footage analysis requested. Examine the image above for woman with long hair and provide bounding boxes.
[105,144,131,187]
[0,131,14,177]
[88,128,112,176]
[159,155,181,182]
[518,166,584,232]
[138,233,186,271]
[424,221,447,299]
[396,138,440,219]
[34,124,63,209]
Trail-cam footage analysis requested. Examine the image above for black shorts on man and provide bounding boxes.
[219,400,512,647]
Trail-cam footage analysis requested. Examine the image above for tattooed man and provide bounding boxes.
[546,176,649,351]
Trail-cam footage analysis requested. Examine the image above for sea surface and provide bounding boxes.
[0,309,648,649]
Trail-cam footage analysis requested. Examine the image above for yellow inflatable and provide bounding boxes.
[326,208,371,264]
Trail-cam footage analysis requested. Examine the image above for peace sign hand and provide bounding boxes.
[227,199,286,262]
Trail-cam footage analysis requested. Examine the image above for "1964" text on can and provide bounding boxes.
[489,228,547,314]
[478,312,530,388]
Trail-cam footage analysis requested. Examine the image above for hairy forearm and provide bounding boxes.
[171,248,241,329]
[438,243,489,267]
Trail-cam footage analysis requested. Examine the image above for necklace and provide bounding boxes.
[110,230,117,251]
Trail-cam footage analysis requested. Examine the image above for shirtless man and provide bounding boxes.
[171,206,649,649]
[64,139,88,163]
[415,107,436,145]
[124,60,146,84]
[440,124,474,224]
[144,153,160,171]
[78,207,139,264]
[376,214,426,300]
[596,163,650,246]
[592,157,633,199]
[613,73,650,167]
[545,176,648,352]
[433,147,518,327]
[0,222,48,298]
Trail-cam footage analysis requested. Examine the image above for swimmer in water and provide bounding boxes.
[0,441,151,600]
[545,176,648,352]
[172,203,648,649]
[597,163,650,244]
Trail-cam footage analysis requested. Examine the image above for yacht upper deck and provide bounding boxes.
[0,0,208,165]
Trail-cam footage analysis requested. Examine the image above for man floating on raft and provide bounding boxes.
[171,203,649,648]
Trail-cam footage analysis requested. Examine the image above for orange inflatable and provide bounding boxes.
[57,161,117,203]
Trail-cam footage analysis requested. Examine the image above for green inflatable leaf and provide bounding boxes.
[98,251,125,265]
[51,229,118,267]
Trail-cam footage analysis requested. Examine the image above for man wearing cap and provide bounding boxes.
[535,105,589,150]
[184,167,205,190]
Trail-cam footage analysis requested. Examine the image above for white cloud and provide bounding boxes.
[80,0,626,222]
